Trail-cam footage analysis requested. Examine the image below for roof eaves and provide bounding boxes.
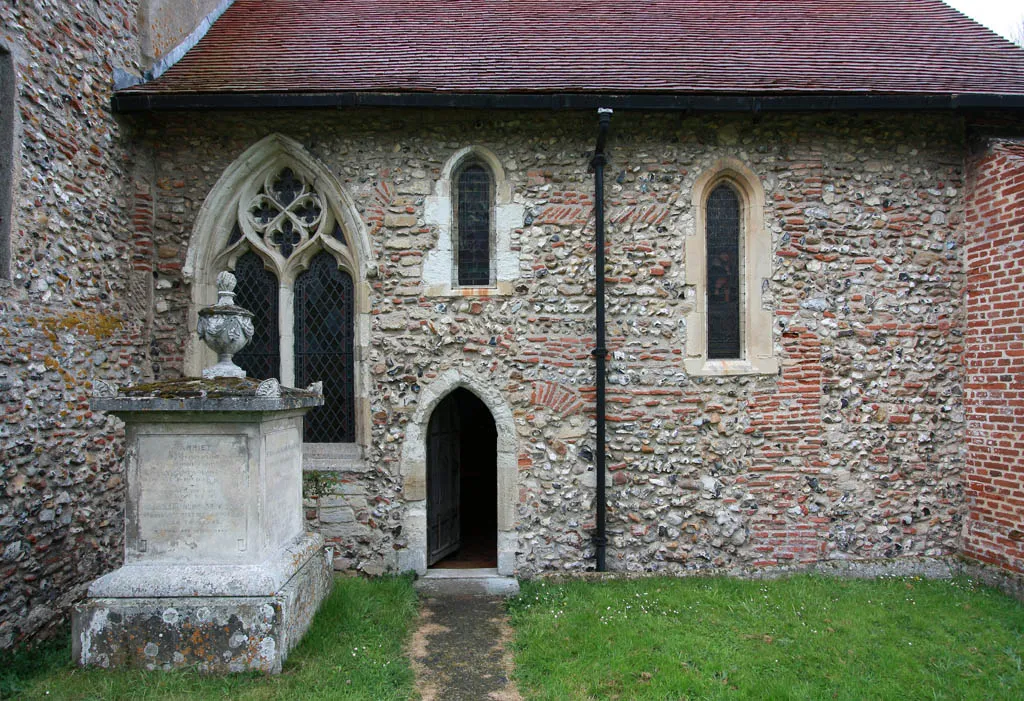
[111,90,1024,114]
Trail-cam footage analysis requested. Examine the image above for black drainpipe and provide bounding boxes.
[590,107,612,572]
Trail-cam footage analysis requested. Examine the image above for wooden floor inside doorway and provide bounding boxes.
[431,529,497,569]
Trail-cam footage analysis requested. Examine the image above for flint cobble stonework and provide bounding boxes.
[0,1,148,648]
[136,109,967,577]
[964,139,1024,573]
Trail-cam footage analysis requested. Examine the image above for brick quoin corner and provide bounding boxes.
[964,139,1024,573]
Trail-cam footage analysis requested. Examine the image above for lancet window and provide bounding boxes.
[706,184,742,359]
[684,159,777,377]
[454,163,493,287]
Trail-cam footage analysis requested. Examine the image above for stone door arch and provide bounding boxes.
[399,370,517,575]
[427,388,497,566]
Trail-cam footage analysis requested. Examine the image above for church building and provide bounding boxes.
[2,0,1024,648]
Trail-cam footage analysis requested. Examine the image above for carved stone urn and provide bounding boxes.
[197,271,255,378]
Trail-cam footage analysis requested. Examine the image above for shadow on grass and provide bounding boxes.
[1,574,419,701]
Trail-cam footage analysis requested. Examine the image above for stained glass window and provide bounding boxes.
[294,252,355,443]
[232,252,281,381]
[706,184,741,359]
[456,165,491,286]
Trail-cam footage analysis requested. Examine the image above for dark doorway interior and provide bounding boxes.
[427,388,497,569]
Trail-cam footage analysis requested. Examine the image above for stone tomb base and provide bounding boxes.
[73,537,332,673]
[74,380,329,673]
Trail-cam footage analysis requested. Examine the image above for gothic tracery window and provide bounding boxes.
[219,164,356,443]
[246,167,326,259]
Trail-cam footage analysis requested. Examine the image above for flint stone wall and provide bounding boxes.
[0,1,148,648]
[137,109,967,578]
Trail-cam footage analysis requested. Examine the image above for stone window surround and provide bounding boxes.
[183,133,375,452]
[397,368,518,576]
[423,145,523,297]
[684,157,778,376]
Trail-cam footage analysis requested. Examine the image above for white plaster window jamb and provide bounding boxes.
[684,158,778,376]
[422,146,523,297]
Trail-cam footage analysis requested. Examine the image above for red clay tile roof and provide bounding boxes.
[122,0,1024,97]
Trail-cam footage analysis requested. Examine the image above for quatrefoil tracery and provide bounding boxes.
[244,167,324,259]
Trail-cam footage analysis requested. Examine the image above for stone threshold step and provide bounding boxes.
[414,568,520,597]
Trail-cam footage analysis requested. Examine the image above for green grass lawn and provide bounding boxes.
[0,575,418,701]
[5,572,1023,700]
[507,575,1024,701]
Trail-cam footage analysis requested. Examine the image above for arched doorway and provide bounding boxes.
[427,388,497,568]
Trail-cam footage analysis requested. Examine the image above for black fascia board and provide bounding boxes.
[111,90,1024,114]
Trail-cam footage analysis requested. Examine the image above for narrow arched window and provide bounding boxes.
[706,184,741,359]
[685,160,775,376]
[0,48,14,280]
[232,251,281,381]
[455,164,492,286]
[294,252,355,443]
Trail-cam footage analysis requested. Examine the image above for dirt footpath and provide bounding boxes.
[408,595,522,701]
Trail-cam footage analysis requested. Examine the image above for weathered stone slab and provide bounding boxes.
[73,546,332,673]
[87,533,323,598]
[264,426,303,550]
[136,433,249,561]
[120,414,309,566]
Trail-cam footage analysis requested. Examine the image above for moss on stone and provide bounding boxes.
[118,377,318,400]
[303,471,340,499]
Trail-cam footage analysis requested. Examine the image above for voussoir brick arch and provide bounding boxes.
[532,380,583,417]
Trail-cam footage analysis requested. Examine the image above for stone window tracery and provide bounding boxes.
[243,167,328,260]
[186,135,371,450]
[215,163,357,443]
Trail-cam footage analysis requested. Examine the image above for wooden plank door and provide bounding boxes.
[427,395,461,565]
